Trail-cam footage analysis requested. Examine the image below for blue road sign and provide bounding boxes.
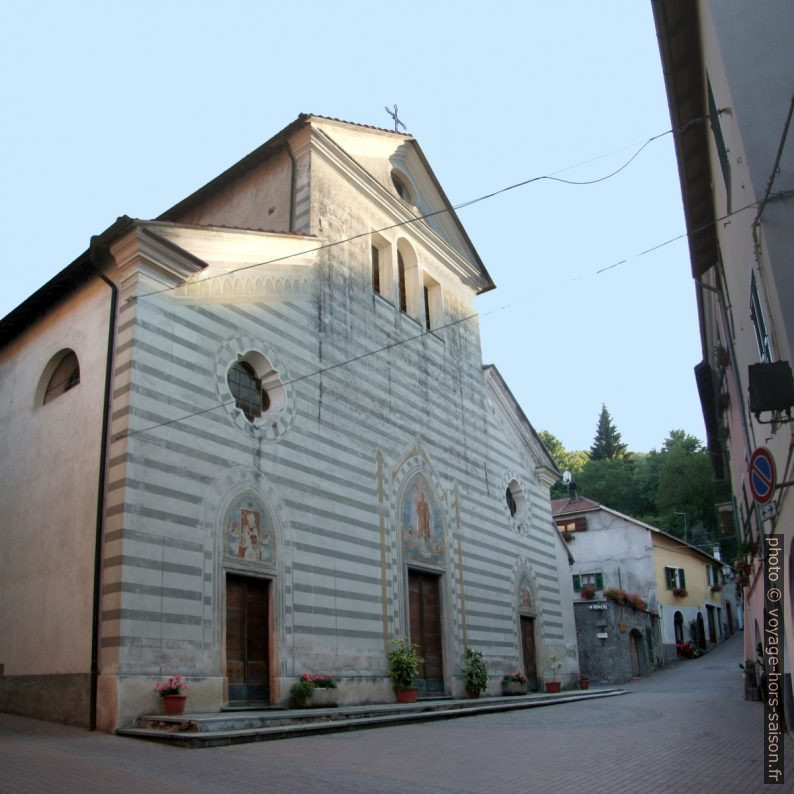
[749,447,776,505]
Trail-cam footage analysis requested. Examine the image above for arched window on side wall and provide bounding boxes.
[42,350,80,404]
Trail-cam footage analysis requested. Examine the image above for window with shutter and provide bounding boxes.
[595,572,604,590]
[665,567,676,590]
[572,575,581,592]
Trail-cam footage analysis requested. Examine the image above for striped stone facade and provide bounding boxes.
[0,116,579,731]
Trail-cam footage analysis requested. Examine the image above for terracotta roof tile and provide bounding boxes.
[551,496,601,517]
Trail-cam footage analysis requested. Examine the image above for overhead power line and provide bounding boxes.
[113,186,787,442]
[132,115,719,303]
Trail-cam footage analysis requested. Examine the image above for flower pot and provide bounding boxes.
[466,689,481,699]
[162,694,187,715]
[310,688,339,707]
[545,682,561,694]
[502,682,528,696]
[579,677,590,690]
[395,688,418,704]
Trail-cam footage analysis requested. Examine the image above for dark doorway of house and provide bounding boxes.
[408,570,444,696]
[706,605,717,643]
[630,630,642,677]
[520,616,538,691]
[226,574,269,704]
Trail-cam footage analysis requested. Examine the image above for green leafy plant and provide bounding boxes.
[501,671,528,684]
[387,638,423,691]
[546,654,562,682]
[462,648,489,694]
[290,677,315,706]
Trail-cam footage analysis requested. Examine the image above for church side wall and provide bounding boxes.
[0,278,111,727]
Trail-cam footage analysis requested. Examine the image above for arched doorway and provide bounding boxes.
[674,611,684,644]
[696,613,707,650]
[630,630,642,677]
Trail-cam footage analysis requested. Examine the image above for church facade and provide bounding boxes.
[0,115,578,731]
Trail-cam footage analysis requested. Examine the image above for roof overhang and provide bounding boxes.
[652,0,718,279]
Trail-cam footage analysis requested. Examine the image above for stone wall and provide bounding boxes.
[575,601,662,684]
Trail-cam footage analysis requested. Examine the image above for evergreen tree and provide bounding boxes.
[589,404,627,460]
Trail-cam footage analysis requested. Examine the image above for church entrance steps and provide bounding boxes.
[117,688,626,748]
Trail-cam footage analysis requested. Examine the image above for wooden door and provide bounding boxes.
[408,570,443,696]
[520,616,538,691]
[226,575,269,703]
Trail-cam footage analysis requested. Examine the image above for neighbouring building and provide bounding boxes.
[0,114,580,732]
[652,0,794,721]
[552,494,732,681]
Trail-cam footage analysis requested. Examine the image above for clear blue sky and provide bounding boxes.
[0,0,705,453]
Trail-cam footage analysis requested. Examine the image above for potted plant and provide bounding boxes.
[462,648,489,698]
[580,584,596,600]
[672,587,689,598]
[289,676,315,708]
[545,655,562,693]
[740,659,761,701]
[290,673,339,708]
[388,638,423,703]
[154,674,188,715]
[579,675,590,690]
[501,670,528,696]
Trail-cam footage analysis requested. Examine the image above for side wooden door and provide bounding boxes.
[520,616,538,691]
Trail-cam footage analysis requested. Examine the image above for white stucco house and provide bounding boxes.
[0,114,580,732]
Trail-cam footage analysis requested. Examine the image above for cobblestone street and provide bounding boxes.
[1,633,790,793]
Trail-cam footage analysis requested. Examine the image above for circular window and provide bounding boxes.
[216,338,295,441]
[505,479,528,525]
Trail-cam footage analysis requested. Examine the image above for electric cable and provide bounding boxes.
[114,188,781,441]
[131,114,720,303]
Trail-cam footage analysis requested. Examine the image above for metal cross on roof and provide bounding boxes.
[385,104,406,132]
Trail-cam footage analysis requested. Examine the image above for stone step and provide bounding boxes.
[117,688,626,749]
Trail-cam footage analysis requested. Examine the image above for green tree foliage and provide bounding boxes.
[589,405,628,460]
[538,430,588,499]
[541,425,722,553]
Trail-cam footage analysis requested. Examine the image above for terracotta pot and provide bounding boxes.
[545,682,561,694]
[579,678,590,690]
[395,688,418,703]
[467,689,481,699]
[162,694,187,715]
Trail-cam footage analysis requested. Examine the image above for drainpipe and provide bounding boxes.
[284,140,296,232]
[89,258,118,731]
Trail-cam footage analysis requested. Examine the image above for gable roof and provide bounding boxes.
[551,496,601,516]
[158,113,494,293]
[551,494,723,566]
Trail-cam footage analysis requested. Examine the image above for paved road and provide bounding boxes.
[0,632,791,793]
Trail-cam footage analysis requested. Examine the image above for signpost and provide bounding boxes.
[749,446,776,505]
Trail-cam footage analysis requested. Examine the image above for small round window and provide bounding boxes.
[228,361,270,421]
[226,352,285,425]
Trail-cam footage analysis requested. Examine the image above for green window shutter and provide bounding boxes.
[665,567,675,589]
[680,569,686,589]
[595,572,604,590]
[572,574,581,592]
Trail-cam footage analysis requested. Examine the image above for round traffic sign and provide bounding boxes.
[749,446,776,505]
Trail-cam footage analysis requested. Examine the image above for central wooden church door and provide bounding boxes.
[409,570,444,696]
[226,574,269,703]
